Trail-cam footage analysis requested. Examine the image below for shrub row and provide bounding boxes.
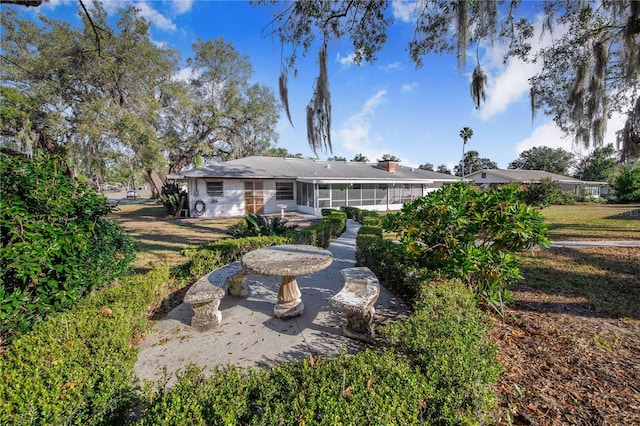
[0,267,172,426]
[179,236,291,281]
[290,209,346,248]
[0,153,136,344]
[135,279,499,425]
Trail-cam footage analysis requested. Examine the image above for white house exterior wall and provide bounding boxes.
[189,179,245,218]
[262,180,296,215]
[189,179,298,218]
[187,178,447,218]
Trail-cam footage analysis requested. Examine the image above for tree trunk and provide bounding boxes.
[147,169,164,197]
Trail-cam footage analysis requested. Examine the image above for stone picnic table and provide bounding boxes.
[241,244,333,318]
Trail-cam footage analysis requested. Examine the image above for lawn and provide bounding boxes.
[491,216,640,424]
[110,202,240,271]
[541,203,640,241]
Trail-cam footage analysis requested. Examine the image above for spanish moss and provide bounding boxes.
[279,71,293,126]
[306,43,332,156]
[470,64,487,109]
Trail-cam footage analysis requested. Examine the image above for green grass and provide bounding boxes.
[518,246,640,320]
[110,203,239,271]
[541,203,640,241]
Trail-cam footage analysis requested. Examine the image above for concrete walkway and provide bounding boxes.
[549,240,640,247]
[134,219,408,385]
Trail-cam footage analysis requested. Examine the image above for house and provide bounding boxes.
[465,169,608,198]
[168,156,460,218]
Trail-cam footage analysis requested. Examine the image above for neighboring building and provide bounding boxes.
[168,156,460,218]
[466,169,608,198]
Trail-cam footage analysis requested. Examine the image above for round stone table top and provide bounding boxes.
[242,244,333,277]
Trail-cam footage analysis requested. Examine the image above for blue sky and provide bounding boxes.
[10,0,626,170]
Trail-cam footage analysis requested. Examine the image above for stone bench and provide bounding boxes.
[184,261,247,331]
[329,267,380,342]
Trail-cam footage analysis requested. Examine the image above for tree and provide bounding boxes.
[263,147,303,158]
[610,162,640,202]
[418,162,434,171]
[261,1,639,158]
[459,127,473,178]
[436,164,452,175]
[327,155,346,161]
[378,154,400,162]
[454,150,497,177]
[351,153,369,162]
[159,37,280,175]
[1,4,175,184]
[1,4,281,194]
[508,146,574,175]
[574,144,618,181]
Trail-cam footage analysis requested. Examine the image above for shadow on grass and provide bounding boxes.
[606,208,640,220]
[546,223,640,240]
[516,246,640,320]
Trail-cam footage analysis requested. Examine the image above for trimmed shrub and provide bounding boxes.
[381,278,500,423]
[0,153,136,344]
[357,225,383,238]
[228,214,297,238]
[322,210,346,235]
[384,182,549,312]
[340,206,359,219]
[0,267,172,426]
[181,236,290,280]
[137,350,431,425]
[362,214,382,226]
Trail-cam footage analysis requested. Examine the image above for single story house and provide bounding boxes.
[465,169,608,198]
[168,156,460,218]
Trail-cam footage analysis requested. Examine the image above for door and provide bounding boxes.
[244,181,264,214]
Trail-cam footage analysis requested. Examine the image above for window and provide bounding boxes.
[276,182,294,200]
[481,172,487,178]
[206,181,223,197]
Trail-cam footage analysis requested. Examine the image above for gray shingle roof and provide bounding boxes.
[180,156,460,183]
[466,169,584,184]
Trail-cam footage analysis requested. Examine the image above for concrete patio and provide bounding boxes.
[134,219,409,385]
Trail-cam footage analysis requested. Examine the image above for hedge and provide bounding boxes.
[0,267,172,426]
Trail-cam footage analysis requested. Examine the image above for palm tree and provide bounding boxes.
[459,127,473,179]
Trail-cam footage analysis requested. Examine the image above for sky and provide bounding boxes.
[7,0,627,171]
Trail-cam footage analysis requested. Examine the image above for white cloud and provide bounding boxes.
[337,90,387,156]
[515,111,627,163]
[392,0,418,23]
[380,62,403,72]
[478,60,539,120]
[336,52,356,68]
[172,0,194,14]
[401,82,418,94]
[173,67,194,82]
[515,122,572,155]
[42,0,74,9]
[478,15,563,121]
[135,2,176,31]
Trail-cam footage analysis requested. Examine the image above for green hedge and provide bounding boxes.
[0,267,172,426]
[0,153,136,343]
[180,236,291,280]
[382,279,500,422]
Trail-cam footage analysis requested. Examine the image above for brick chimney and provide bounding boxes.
[378,160,397,173]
